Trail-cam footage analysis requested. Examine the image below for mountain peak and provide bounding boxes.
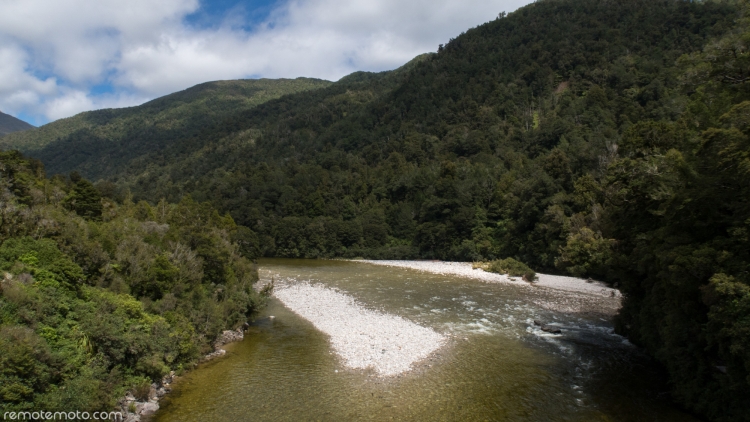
[0,111,35,136]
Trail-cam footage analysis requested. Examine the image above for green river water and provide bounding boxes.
[153,259,698,422]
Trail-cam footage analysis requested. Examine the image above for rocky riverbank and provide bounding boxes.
[118,328,246,422]
[274,282,446,376]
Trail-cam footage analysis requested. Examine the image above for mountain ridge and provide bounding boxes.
[0,111,34,136]
[0,77,332,153]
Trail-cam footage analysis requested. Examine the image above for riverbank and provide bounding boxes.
[119,329,246,422]
[274,282,446,376]
[357,260,622,317]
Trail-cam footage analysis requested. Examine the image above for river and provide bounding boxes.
[153,259,697,421]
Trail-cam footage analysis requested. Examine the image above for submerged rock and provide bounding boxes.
[533,320,562,334]
[541,325,562,334]
[203,349,227,361]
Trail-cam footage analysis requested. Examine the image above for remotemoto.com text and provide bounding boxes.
[3,411,123,421]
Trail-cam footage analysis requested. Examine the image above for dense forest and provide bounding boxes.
[0,151,266,413]
[3,0,750,420]
[0,77,330,156]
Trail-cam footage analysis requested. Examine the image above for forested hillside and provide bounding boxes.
[0,77,331,165]
[5,0,750,420]
[15,0,738,265]
[0,151,267,413]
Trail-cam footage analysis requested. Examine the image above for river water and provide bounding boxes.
[154,259,697,421]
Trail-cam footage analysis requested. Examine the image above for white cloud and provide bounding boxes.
[0,0,532,124]
[41,89,150,121]
[41,90,93,121]
[0,41,58,117]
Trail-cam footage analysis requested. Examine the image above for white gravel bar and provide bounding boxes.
[274,282,446,376]
[359,260,621,298]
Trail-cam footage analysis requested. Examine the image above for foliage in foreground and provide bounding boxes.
[0,151,266,413]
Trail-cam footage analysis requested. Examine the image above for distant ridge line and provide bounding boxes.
[0,110,35,136]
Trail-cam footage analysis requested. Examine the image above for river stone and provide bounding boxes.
[541,325,562,334]
[140,400,159,416]
[123,414,140,422]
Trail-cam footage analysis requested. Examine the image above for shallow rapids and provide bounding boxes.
[154,259,698,422]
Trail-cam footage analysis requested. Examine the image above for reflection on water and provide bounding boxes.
[154,259,696,421]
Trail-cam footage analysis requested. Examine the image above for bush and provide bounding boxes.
[477,258,537,281]
[131,378,152,401]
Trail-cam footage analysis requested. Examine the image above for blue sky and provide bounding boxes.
[184,0,279,30]
[0,0,532,126]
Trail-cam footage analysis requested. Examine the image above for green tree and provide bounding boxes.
[64,179,103,220]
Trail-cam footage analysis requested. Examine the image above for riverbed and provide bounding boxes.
[153,259,697,421]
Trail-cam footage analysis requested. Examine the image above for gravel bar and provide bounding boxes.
[274,282,446,376]
[358,260,621,298]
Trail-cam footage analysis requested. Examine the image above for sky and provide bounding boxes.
[0,0,533,126]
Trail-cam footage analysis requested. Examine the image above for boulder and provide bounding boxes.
[541,325,562,334]
[123,414,140,422]
[214,329,244,348]
[203,348,227,361]
[140,400,159,416]
[161,371,174,385]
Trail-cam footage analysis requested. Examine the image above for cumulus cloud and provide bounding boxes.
[40,89,150,121]
[0,0,532,124]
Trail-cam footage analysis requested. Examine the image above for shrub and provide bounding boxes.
[477,258,537,281]
[555,227,614,278]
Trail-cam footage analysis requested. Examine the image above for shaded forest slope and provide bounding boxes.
[0,111,34,136]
